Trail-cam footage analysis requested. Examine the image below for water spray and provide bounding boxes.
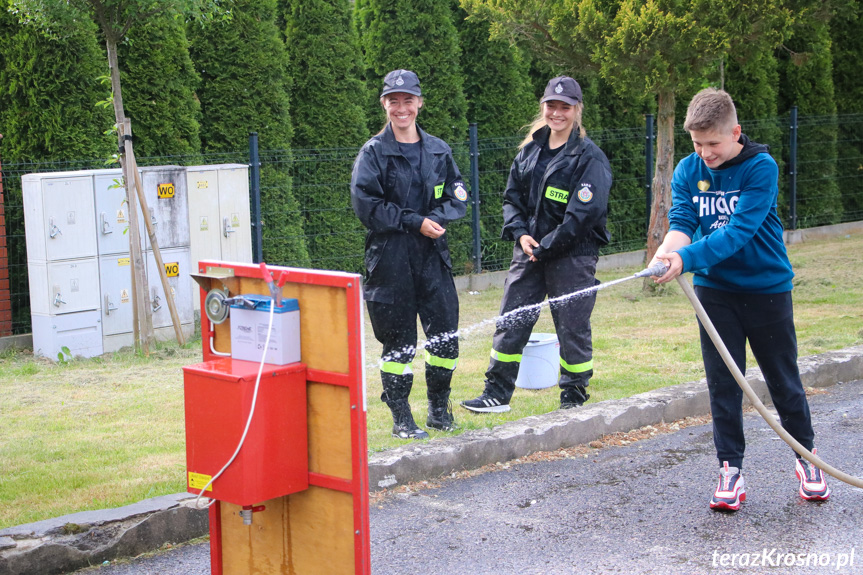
[378,262,671,369]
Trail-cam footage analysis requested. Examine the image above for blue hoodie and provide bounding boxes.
[668,134,794,294]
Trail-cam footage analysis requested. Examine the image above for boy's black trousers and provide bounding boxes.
[695,286,815,469]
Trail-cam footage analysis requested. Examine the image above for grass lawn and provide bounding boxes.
[1,233,861,529]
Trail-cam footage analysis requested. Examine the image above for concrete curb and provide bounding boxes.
[1,345,861,575]
[0,494,207,575]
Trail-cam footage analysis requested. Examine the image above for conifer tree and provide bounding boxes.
[286,0,369,149]
[830,0,863,220]
[188,0,310,266]
[0,9,113,162]
[282,0,369,272]
[777,10,842,227]
[356,0,468,143]
[190,0,293,152]
[119,14,201,157]
[451,6,536,270]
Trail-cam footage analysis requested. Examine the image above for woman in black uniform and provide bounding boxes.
[351,69,468,439]
[462,76,612,413]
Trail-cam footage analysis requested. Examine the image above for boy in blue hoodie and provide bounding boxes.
[651,88,830,511]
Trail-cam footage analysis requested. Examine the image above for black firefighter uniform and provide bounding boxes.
[485,125,612,403]
[351,123,468,406]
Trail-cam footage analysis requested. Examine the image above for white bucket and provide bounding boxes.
[514,333,560,389]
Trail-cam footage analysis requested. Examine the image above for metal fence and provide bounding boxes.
[2,111,862,335]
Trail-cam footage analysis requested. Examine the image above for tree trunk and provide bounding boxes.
[106,36,126,139]
[646,89,675,263]
[106,35,153,353]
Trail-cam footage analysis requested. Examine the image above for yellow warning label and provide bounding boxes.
[165,262,179,277]
[188,472,213,492]
[231,214,240,227]
[157,183,175,199]
[117,209,126,223]
[117,257,130,266]
[120,288,129,303]
[200,216,209,231]
[197,180,209,189]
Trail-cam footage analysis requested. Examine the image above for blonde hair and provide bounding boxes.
[519,102,586,149]
[684,88,738,133]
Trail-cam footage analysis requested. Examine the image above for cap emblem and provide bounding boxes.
[395,76,404,86]
[555,83,563,94]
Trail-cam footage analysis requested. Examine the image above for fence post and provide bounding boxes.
[0,133,11,336]
[469,123,482,273]
[645,114,654,233]
[789,107,798,231]
[249,132,263,263]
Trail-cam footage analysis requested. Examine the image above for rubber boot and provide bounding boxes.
[388,399,429,440]
[427,389,458,431]
[560,385,590,410]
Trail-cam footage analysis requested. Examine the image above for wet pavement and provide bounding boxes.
[78,380,863,575]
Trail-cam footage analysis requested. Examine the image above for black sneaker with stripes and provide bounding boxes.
[460,392,511,413]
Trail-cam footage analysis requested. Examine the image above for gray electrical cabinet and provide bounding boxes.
[186,164,252,311]
[23,171,104,359]
[23,163,250,359]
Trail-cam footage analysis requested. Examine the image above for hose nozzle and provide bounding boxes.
[633,261,668,279]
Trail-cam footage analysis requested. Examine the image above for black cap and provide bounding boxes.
[540,76,582,106]
[381,69,422,98]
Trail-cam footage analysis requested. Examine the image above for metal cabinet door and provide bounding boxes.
[217,165,253,263]
[141,166,190,250]
[146,247,193,329]
[94,169,144,256]
[98,254,135,336]
[45,259,101,314]
[41,176,97,261]
[187,167,222,269]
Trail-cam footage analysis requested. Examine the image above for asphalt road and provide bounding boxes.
[78,379,863,575]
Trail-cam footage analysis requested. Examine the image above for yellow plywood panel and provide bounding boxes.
[219,488,355,575]
[288,487,355,573]
[307,382,353,479]
[220,499,292,575]
[213,320,231,354]
[230,278,349,374]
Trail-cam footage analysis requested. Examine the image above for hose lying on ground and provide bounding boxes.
[673,274,863,489]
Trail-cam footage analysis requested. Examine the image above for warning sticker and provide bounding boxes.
[188,472,213,492]
[117,209,126,223]
[231,214,240,228]
[118,257,130,266]
[164,262,179,277]
[200,216,209,231]
[157,183,175,199]
[121,288,129,304]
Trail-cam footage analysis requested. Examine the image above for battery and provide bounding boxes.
[230,295,300,365]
